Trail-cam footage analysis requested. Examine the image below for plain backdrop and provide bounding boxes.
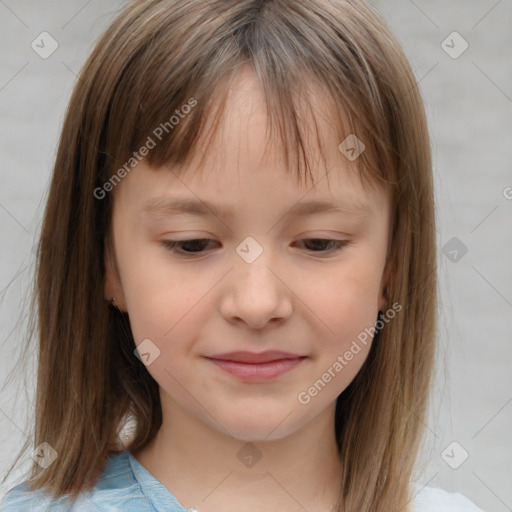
[0,1,511,510]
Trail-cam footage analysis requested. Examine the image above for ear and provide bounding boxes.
[104,237,127,311]
[378,259,395,311]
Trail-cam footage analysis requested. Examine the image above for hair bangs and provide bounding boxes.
[97,0,396,199]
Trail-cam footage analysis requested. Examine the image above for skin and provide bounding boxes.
[105,65,392,512]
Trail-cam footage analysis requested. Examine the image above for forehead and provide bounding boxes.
[171,68,368,182]
[210,66,354,169]
[114,65,388,213]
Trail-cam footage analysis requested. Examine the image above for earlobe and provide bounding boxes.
[378,261,395,311]
[378,287,388,312]
[103,238,127,311]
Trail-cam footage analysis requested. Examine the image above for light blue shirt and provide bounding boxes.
[1,450,485,511]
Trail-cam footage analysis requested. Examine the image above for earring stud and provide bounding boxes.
[110,297,123,313]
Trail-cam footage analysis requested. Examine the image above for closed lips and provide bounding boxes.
[206,351,306,364]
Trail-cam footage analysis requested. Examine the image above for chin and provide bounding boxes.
[227,424,293,443]
[216,410,302,443]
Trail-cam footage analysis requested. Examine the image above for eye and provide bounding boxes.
[295,238,350,254]
[161,238,349,257]
[161,239,217,255]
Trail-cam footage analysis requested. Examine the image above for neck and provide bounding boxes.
[132,389,342,512]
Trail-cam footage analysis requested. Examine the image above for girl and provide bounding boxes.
[1,0,484,511]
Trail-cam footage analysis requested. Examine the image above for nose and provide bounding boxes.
[219,249,293,330]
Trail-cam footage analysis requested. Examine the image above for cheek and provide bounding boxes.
[123,279,206,390]
[117,257,229,388]
[297,258,382,396]
[303,257,382,338]
[115,224,202,327]
[123,269,207,347]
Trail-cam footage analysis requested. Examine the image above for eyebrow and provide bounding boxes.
[142,196,373,220]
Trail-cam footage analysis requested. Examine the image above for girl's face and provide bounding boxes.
[105,67,391,442]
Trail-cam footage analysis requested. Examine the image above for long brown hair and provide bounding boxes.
[3,1,437,510]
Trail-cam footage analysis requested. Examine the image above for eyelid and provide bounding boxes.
[160,237,351,257]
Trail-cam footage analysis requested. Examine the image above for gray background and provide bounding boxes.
[0,1,511,510]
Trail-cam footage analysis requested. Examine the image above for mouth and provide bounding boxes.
[204,351,307,381]
[206,350,305,363]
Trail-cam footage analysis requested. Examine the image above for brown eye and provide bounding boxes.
[160,238,350,258]
[297,239,349,253]
[161,239,217,255]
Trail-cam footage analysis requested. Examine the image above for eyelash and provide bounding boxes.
[160,238,350,257]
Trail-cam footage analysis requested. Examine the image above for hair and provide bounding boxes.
[2,0,437,510]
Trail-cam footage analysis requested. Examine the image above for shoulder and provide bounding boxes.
[412,485,486,512]
[1,451,152,511]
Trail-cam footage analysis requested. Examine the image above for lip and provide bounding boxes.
[207,350,304,363]
[205,351,307,382]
